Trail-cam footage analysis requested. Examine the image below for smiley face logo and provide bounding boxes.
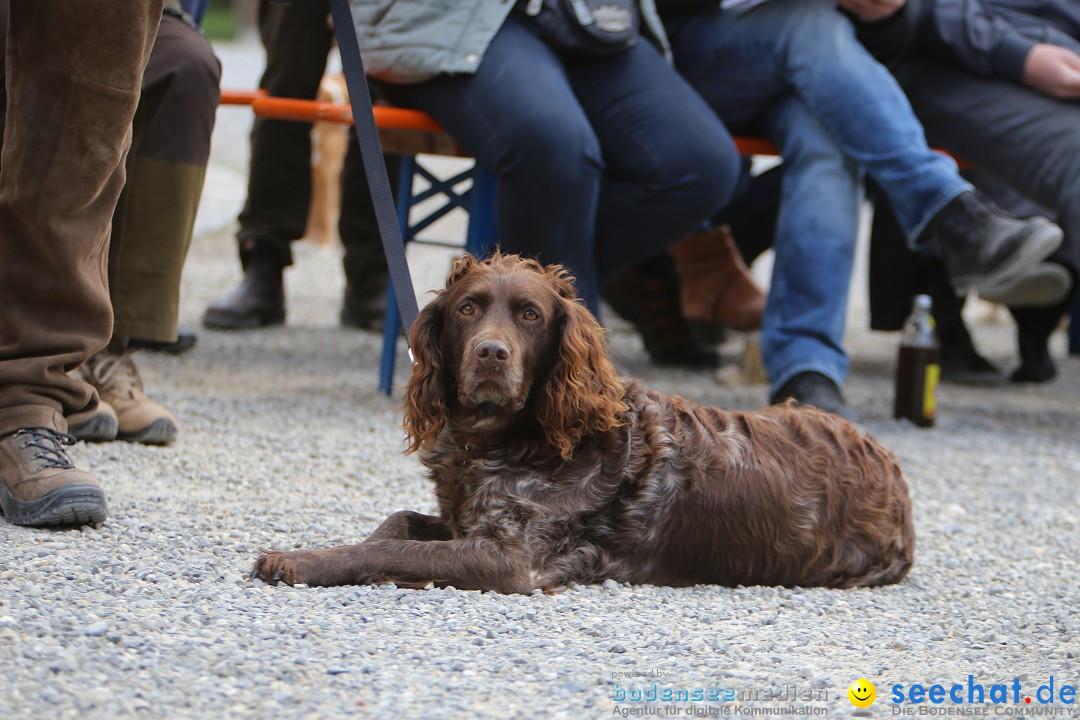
[848,678,876,708]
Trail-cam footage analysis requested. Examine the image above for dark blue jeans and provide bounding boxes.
[383,16,741,315]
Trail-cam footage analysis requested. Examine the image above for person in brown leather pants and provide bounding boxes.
[0,0,164,528]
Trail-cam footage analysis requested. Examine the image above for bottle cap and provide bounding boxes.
[914,294,932,311]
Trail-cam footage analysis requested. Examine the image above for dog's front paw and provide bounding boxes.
[251,549,306,586]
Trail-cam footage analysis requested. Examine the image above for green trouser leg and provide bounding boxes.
[109,13,221,344]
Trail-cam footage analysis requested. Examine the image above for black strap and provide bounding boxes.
[328,0,419,338]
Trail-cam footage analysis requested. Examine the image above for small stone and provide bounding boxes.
[602,579,619,590]
[609,644,627,654]
[83,621,109,637]
[326,666,350,675]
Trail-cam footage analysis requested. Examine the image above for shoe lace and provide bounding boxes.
[13,428,76,470]
[84,351,144,399]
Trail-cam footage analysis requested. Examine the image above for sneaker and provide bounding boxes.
[977,262,1072,308]
[0,428,107,527]
[770,371,858,421]
[79,350,178,445]
[926,191,1062,296]
[67,400,119,442]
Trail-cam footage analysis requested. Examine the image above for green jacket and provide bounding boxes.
[348,0,672,84]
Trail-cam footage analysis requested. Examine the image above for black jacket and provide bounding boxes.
[854,0,1080,83]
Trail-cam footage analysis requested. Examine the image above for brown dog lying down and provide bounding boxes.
[253,252,914,593]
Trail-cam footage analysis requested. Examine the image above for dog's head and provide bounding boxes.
[403,252,626,460]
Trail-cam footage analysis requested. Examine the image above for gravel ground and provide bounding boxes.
[1,227,1077,719]
[2,36,1078,720]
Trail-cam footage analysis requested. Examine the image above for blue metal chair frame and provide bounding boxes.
[378,155,498,395]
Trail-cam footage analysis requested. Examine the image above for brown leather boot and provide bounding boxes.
[0,428,107,527]
[68,399,119,443]
[668,225,766,344]
[602,255,721,369]
[79,350,178,445]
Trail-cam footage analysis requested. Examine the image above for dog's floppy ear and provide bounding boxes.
[537,274,627,460]
[403,294,448,454]
[446,252,481,288]
[403,252,488,451]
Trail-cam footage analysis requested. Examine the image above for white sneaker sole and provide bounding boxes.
[978,262,1072,308]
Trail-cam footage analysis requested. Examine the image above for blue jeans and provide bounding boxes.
[383,16,741,316]
[666,0,971,393]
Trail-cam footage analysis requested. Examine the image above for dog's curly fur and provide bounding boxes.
[254,252,914,593]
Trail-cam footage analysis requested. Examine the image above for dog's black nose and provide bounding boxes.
[475,340,510,363]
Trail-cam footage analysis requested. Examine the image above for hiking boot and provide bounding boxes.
[770,371,858,421]
[602,256,721,369]
[202,258,285,329]
[79,350,178,445]
[67,400,119,442]
[668,225,766,345]
[0,428,107,527]
[924,191,1063,297]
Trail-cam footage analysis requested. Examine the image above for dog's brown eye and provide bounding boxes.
[460,303,474,316]
[523,308,539,321]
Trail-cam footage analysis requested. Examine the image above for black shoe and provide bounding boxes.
[202,260,285,330]
[940,350,1004,385]
[340,283,387,331]
[1011,359,1056,384]
[925,191,1062,296]
[938,330,1004,385]
[770,371,858,421]
[1011,322,1057,384]
[129,331,198,355]
[602,257,721,369]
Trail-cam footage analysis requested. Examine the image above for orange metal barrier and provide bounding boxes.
[222,90,446,134]
[218,89,785,158]
[219,88,964,167]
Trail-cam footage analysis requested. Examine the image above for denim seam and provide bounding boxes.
[906,181,972,249]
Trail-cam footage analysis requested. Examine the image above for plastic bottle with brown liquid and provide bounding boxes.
[894,294,940,427]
